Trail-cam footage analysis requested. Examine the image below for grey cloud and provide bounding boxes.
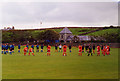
[1,2,118,27]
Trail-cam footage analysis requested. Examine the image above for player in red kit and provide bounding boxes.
[103,45,106,56]
[106,45,110,55]
[97,45,100,56]
[24,47,28,56]
[29,48,35,56]
[78,45,82,56]
[47,44,51,56]
[63,44,67,56]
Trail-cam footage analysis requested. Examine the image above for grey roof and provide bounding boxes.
[70,35,74,38]
[66,36,73,41]
[66,35,91,41]
[65,35,106,41]
[60,27,72,34]
[77,36,91,41]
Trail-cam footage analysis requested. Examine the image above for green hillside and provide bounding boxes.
[54,28,119,36]
[86,28,120,36]
[54,28,98,35]
[2,27,120,43]
[53,28,120,42]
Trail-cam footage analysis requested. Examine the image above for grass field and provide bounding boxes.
[2,46,118,79]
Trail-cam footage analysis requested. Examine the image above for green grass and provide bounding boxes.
[54,28,120,36]
[86,28,120,36]
[2,46,118,79]
[69,28,97,35]
[54,28,97,35]
[53,29,63,33]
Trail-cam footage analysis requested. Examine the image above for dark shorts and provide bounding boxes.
[10,48,12,51]
[89,51,92,53]
[41,46,43,49]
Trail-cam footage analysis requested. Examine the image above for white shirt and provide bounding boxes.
[59,45,62,48]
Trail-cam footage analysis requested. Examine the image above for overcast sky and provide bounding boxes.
[0,1,118,29]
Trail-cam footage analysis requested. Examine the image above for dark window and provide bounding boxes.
[61,35,63,38]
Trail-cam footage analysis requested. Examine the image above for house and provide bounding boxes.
[59,27,91,42]
[2,26,14,31]
[77,36,91,41]
[59,27,72,42]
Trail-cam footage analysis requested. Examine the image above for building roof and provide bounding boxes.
[66,36,73,41]
[77,36,91,41]
[66,35,91,41]
[60,27,72,34]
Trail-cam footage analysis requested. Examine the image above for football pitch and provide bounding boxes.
[2,46,118,79]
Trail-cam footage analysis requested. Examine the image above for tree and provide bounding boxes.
[12,26,15,29]
[101,32,120,43]
[110,25,114,28]
[72,35,79,43]
[32,30,44,41]
[2,31,13,43]
[42,29,60,42]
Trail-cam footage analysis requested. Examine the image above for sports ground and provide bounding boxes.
[2,46,118,79]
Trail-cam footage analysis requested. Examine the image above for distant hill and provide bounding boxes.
[2,26,120,43]
[53,27,120,36]
[2,26,119,36]
[53,27,99,35]
[85,28,120,36]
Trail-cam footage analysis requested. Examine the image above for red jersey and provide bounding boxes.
[103,46,106,52]
[47,45,51,52]
[24,47,28,52]
[29,48,33,52]
[47,46,51,50]
[78,45,82,52]
[97,46,100,52]
[63,45,67,50]
[106,46,110,55]
[63,45,67,52]
[106,46,110,51]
